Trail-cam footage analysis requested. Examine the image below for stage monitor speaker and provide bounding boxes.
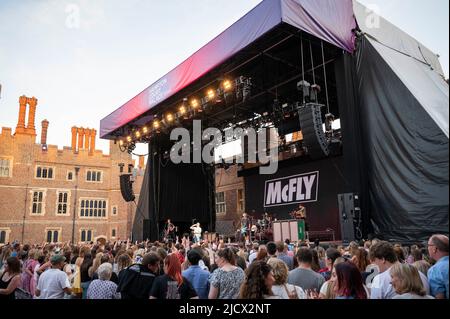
[338,193,358,244]
[273,220,304,242]
[120,174,135,202]
[143,219,150,241]
[298,103,329,159]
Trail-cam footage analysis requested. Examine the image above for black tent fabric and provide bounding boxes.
[134,136,216,241]
[354,37,449,242]
[132,159,150,242]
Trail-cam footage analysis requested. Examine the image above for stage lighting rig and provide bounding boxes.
[310,84,321,103]
[235,76,252,102]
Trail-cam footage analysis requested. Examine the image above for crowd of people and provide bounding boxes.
[0,234,448,300]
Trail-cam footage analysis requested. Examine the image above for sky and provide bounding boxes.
[0,0,448,157]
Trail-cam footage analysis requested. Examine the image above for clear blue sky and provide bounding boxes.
[0,0,448,156]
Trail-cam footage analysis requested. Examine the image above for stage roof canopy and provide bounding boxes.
[100,0,357,139]
[100,0,447,140]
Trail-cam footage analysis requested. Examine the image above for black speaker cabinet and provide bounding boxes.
[120,174,135,202]
[298,103,329,159]
[338,193,358,244]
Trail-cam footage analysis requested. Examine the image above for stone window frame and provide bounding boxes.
[35,165,56,180]
[237,188,245,213]
[111,205,118,216]
[78,197,108,219]
[30,189,47,216]
[0,228,11,244]
[216,191,226,215]
[44,227,62,243]
[0,156,13,178]
[66,170,74,181]
[111,227,117,239]
[79,229,94,243]
[86,169,103,183]
[55,189,71,216]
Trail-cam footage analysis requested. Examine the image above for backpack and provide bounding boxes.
[117,264,155,299]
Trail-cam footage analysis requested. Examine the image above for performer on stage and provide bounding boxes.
[164,219,176,242]
[240,213,250,240]
[190,222,202,243]
[297,205,309,231]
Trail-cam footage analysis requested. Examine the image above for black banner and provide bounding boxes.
[244,156,346,240]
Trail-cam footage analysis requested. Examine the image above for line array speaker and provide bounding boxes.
[120,174,135,202]
[298,103,329,159]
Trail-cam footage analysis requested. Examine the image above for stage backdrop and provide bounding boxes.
[243,156,346,240]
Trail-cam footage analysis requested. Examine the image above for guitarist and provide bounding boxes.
[240,213,250,242]
[164,219,176,242]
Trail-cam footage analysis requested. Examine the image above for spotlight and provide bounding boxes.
[153,120,160,130]
[179,105,187,115]
[126,136,132,143]
[119,140,124,146]
[142,126,148,134]
[135,131,141,138]
[223,80,232,91]
[207,89,215,100]
[190,99,199,109]
[166,113,174,123]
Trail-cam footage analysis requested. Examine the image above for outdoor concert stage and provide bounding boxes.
[100,0,449,244]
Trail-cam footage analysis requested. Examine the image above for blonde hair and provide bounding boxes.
[89,252,103,278]
[412,260,431,278]
[390,263,426,296]
[267,258,289,285]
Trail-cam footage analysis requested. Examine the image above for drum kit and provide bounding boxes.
[238,213,273,241]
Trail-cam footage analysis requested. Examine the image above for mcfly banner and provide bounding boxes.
[243,156,345,240]
[264,172,319,207]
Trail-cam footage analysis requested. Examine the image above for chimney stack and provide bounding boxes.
[84,129,91,150]
[16,95,27,133]
[89,129,96,155]
[41,119,49,145]
[77,127,85,150]
[71,127,77,152]
[26,97,37,135]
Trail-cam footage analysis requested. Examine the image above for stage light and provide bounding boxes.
[166,113,174,123]
[190,99,199,109]
[135,131,141,139]
[142,126,148,134]
[223,80,232,91]
[179,105,187,115]
[119,140,124,146]
[153,120,160,130]
[126,136,132,143]
[207,89,215,100]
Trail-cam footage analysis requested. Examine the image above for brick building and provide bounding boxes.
[0,96,144,244]
[215,165,245,237]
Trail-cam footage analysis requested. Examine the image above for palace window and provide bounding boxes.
[67,171,73,181]
[0,158,12,178]
[80,199,107,218]
[111,228,117,238]
[112,206,118,216]
[80,229,92,242]
[46,229,59,243]
[0,229,9,244]
[36,166,54,179]
[86,170,102,182]
[216,192,226,214]
[32,191,45,215]
[56,191,70,215]
[237,189,245,212]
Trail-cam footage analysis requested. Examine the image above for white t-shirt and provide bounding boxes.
[36,268,71,299]
[370,266,430,299]
[272,284,307,299]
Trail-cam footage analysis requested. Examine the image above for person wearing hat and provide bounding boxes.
[35,254,72,299]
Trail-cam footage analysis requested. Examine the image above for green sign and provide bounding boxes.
[298,220,306,241]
